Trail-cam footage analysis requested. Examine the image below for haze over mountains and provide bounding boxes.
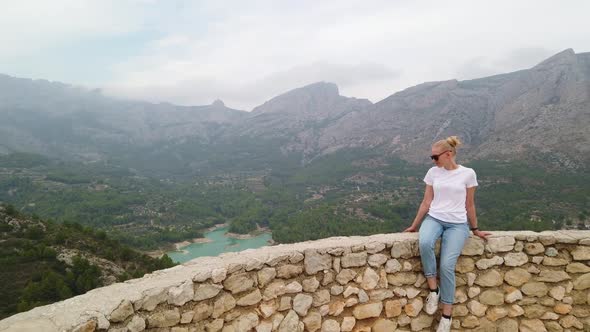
[1,49,588,172]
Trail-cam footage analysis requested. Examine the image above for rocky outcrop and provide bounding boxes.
[317,49,590,168]
[235,82,372,160]
[1,230,589,331]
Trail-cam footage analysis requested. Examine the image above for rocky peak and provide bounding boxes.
[382,79,459,101]
[251,81,341,115]
[211,99,225,107]
[297,81,340,97]
[534,48,577,68]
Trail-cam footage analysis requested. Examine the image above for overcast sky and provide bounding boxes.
[1,0,588,110]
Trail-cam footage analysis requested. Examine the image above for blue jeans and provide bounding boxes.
[419,214,469,305]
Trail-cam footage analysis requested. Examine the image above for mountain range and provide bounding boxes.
[1,48,588,172]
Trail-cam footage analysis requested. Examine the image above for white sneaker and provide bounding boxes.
[436,317,452,332]
[425,290,440,315]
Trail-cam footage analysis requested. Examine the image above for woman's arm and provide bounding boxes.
[466,186,490,239]
[466,187,478,228]
[404,185,433,232]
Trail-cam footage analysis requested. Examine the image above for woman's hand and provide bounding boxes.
[473,230,491,240]
[403,224,418,232]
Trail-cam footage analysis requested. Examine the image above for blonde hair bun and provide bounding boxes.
[445,136,462,149]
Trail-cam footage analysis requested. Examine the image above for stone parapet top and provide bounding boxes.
[0,230,589,331]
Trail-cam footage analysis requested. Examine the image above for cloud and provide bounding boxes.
[1,0,589,110]
[105,61,401,110]
[0,0,149,57]
[455,47,556,80]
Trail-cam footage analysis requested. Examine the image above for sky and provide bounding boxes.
[0,0,589,111]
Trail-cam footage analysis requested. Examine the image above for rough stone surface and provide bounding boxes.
[385,300,403,318]
[462,238,485,256]
[360,267,379,290]
[368,254,388,267]
[194,303,213,322]
[522,282,549,297]
[304,250,332,275]
[293,294,313,316]
[236,289,262,306]
[372,318,396,332]
[303,277,320,293]
[479,289,504,305]
[387,272,418,286]
[410,313,433,331]
[147,309,180,328]
[497,318,518,332]
[278,296,291,312]
[476,256,504,269]
[475,270,503,287]
[467,300,488,317]
[336,269,357,285]
[486,236,515,252]
[542,257,568,266]
[571,246,590,261]
[404,298,423,317]
[194,283,223,301]
[390,241,414,259]
[223,274,254,294]
[330,285,343,296]
[573,273,590,290]
[462,315,480,328]
[519,319,547,332]
[524,243,545,255]
[340,316,355,332]
[278,310,300,332]
[508,304,525,317]
[2,230,590,332]
[536,270,571,283]
[110,300,134,322]
[504,252,529,266]
[257,268,277,288]
[212,293,235,318]
[352,302,383,320]
[505,287,523,304]
[566,263,590,273]
[232,312,259,331]
[468,286,481,298]
[321,319,340,332]
[328,301,345,316]
[277,264,303,279]
[312,289,331,307]
[341,252,367,268]
[259,300,278,318]
[302,311,322,332]
[167,281,194,306]
[284,281,303,294]
[504,268,532,286]
[456,257,475,273]
[486,307,508,321]
[127,315,146,332]
[385,259,402,273]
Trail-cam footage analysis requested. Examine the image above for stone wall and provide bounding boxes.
[1,231,590,332]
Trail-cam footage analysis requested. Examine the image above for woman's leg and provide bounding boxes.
[418,216,443,287]
[439,222,470,315]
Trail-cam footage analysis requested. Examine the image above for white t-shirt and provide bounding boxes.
[423,165,478,223]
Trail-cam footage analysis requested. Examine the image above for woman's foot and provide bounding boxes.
[425,288,440,315]
[436,317,452,332]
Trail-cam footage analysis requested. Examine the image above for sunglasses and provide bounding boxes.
[430,150,450,161]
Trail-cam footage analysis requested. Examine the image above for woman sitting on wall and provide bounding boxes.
[404,136,490,332]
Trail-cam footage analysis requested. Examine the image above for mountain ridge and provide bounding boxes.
[0,49,588,170]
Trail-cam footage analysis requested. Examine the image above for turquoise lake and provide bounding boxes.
[166,226,273,263]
